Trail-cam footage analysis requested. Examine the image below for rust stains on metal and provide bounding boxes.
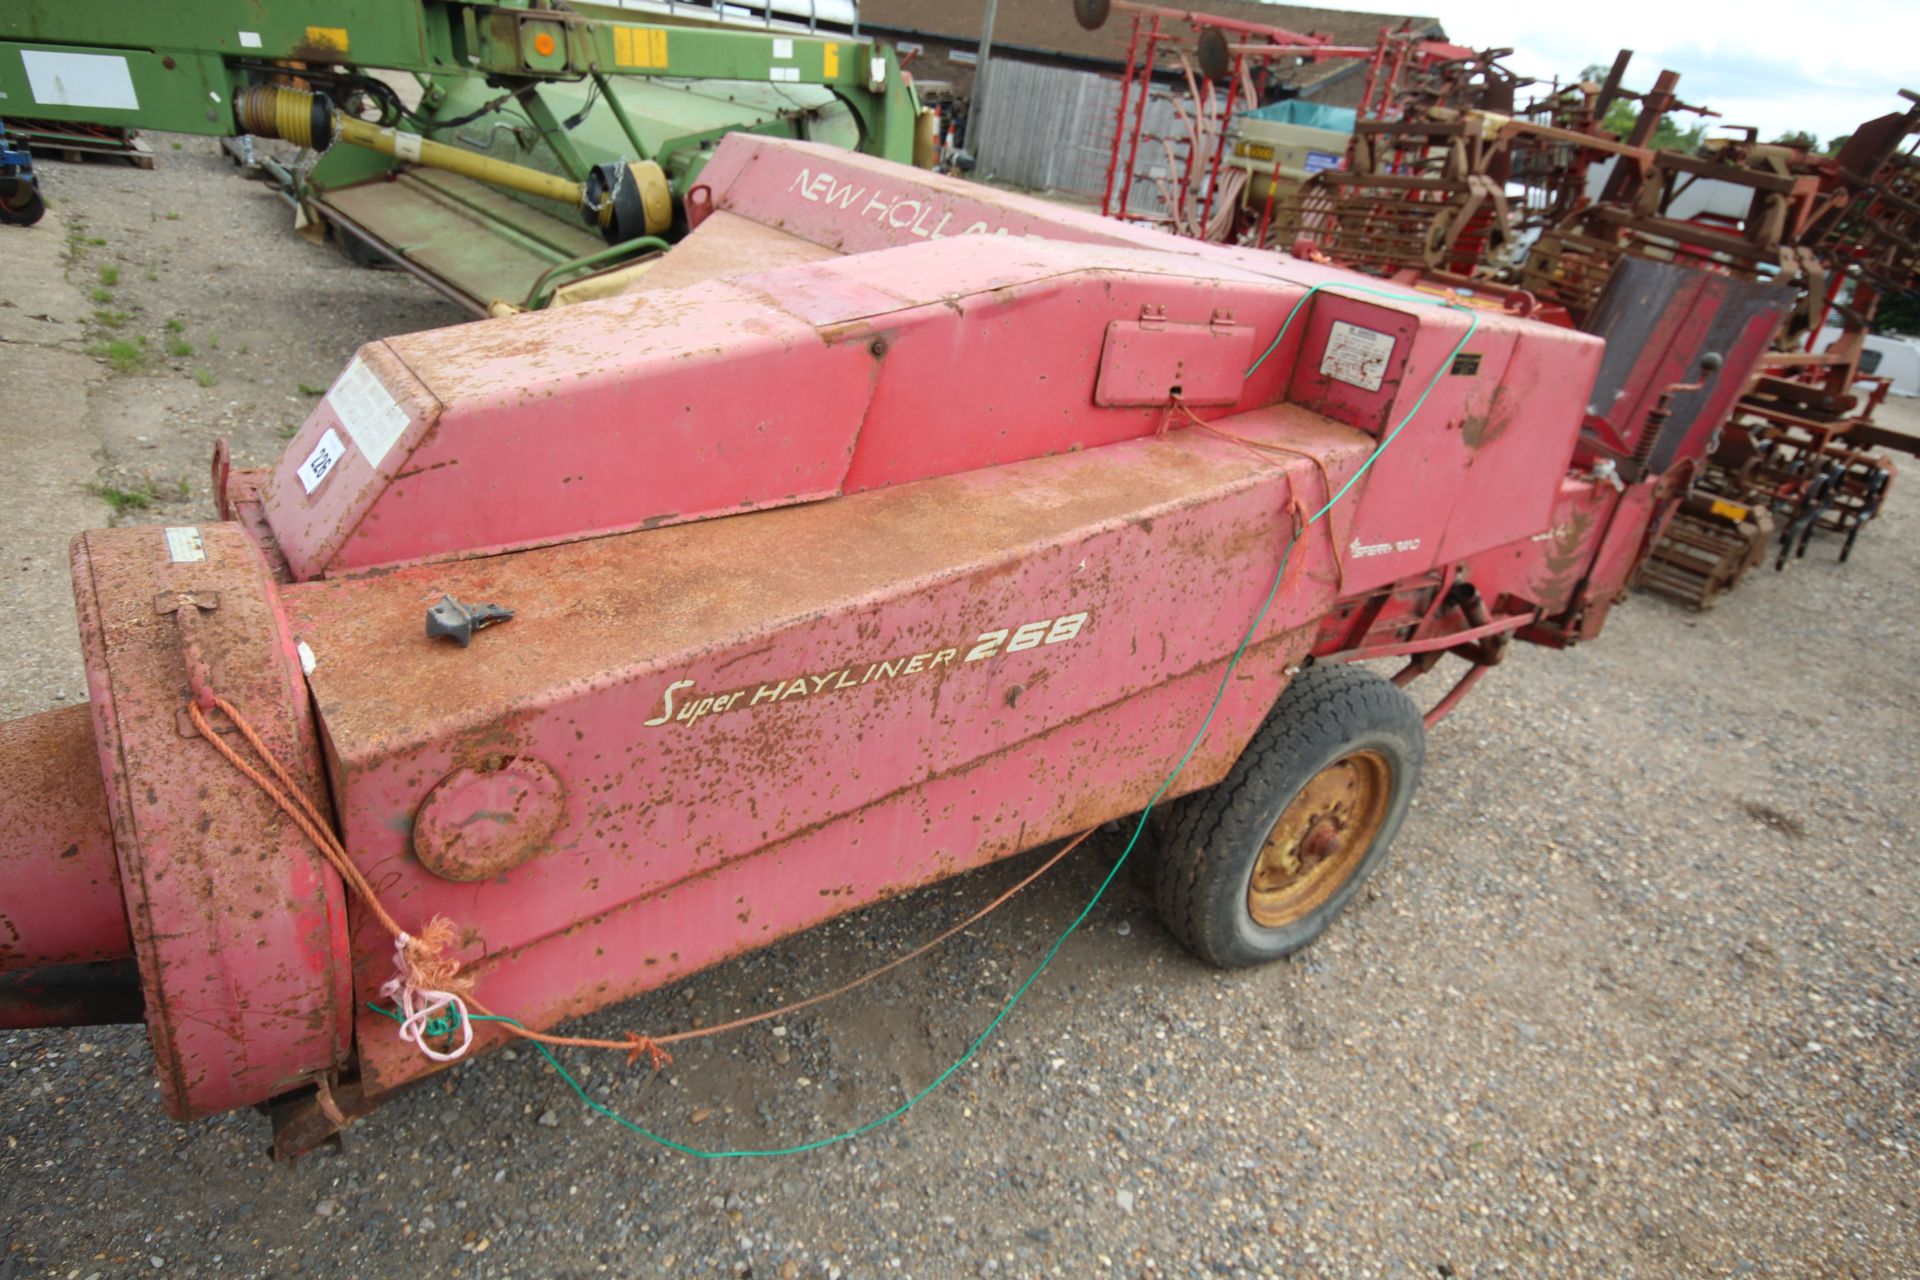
[71,524,351,1119]
[0,703,127,971]
[413,754,568,882]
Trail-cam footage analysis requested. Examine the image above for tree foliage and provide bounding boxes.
[1601,99,1708,153]
[1875,289,1920,336]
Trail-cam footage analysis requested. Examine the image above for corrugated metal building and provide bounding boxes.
[859,0,1442,207]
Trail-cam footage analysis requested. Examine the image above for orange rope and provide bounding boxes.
[188,693,1088,1072]
[1172,400,1347,590]
[651,830,1093,1048]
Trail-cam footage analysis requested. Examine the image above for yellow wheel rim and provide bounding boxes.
[1247,750,1392,929]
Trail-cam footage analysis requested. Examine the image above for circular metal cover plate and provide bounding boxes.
[414,755,567,882]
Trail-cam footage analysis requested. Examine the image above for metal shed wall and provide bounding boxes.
[969,57,1187,217]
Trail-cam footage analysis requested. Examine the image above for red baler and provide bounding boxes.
[0,136,1766,1154]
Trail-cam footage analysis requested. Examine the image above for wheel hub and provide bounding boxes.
[1247,750,1392,929]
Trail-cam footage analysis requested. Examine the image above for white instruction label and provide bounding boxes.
[391,129,423,162]
[769,66,801,82]
[772,38,794,59]
[21,51,140,111]
[325,355,410,467]
[298,427,347,495]
[1319,320,1395,393]
[238,30,263,49]
[164,526,206,563]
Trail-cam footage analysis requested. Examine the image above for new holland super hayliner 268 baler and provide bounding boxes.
[0,134,1781,1155]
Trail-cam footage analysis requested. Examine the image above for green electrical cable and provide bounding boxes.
[372,283,1481,1160]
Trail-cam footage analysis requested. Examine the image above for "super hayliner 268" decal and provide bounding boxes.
[644,612,1089,729]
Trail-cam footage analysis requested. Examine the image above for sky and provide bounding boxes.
[1296,0,1918,146]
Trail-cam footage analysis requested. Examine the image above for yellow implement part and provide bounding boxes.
[334,116,589,212]
[628,161,672,236]
[238,85,598,222]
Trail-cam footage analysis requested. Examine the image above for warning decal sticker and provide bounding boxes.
[1319,320,1396,393]
[324,356,410,468]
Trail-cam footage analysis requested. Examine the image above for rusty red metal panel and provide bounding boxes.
[260,287,876,581]
[1094,316,1257,407]
[1293,292,1603,595]
[0,704,128,971]
[259,342,445,582]
[1454,475,1620,619]
[696,135,1168,256]
[445,627,1309,1067]
[1284,293,1420,438]
[692,134,1409,294]
[1434,319,1602,565]
[1578,481,1666,614]
[255,231,1350,583]
[71,524,350,1118]
[1576,259,1791,471]
[277,408,1372,1094]
[827,250,1301,493]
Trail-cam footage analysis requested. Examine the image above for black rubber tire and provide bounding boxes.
[1152,664,1424,967]
[333,224,392,269]
[0,178,47,227]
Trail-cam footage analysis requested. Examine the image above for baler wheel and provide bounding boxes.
[1151,664,1424,967]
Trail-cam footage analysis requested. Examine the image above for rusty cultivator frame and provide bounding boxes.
[1254,47,1920,607]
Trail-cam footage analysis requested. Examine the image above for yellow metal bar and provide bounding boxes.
[333,116,589,211]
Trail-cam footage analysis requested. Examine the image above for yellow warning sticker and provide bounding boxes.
[824,42,841,77]
[304,26,349,55]
[1709,499,1751,522]
[613,26,668,68]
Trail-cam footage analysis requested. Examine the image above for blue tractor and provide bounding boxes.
[0,119,45,226]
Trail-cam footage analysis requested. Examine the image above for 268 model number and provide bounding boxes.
[965,612,1089,662]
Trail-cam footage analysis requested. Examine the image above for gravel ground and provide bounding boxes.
[3,140,1918,1280]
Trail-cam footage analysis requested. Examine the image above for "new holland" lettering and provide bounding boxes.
[788,166,1033,240]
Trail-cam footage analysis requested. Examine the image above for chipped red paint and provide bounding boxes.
[0,704,127,972]
[0,134,1738,1141]
[277,409,1368,1093]
[413,755,569,882]
[71,524,350,1119]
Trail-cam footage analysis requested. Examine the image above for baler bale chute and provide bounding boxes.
[0,134,1757,1157]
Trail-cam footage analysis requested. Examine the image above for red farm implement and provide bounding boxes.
[0,133,1880,1154]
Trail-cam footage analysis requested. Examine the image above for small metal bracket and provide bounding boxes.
[426,595,515,648]
[154,591,220,615]
[175,704,237,739]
